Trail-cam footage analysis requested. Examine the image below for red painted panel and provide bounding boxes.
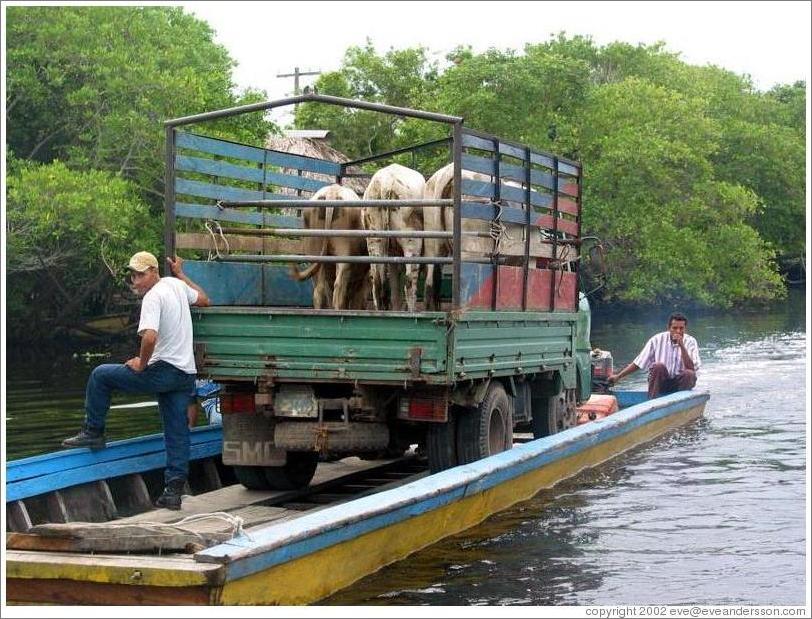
[534,215,580,237]
[557,197,579,216]
[561,182,580,197]
[464,267,578,311]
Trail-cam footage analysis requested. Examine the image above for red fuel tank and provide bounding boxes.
[576,394,619,425]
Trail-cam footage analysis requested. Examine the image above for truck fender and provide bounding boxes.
[450,379,491,407]
[504,376,518,398]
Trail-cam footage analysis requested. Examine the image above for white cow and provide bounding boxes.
[290,184,370,310]
[423,163,491,310]
[362,164,426,312]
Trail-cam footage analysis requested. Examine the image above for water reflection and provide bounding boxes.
[5,350,165,459]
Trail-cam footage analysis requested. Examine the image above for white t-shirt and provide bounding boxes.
[137,277,199,374]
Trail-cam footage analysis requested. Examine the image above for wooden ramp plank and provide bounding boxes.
[228,505,291,529]
[6,548,221,591]
[8,521,234,554]
[116,457,401,525]
[6,548,218,573]
[240,470,430,535]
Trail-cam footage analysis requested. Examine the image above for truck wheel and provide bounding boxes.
[426,411,458,473]
[532,388,577,438]
[233,465,272,490]
[456,382,513,465]
[263,451,319,490]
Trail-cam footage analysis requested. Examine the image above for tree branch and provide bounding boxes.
[6,92,24,117]
[27,124,68,160]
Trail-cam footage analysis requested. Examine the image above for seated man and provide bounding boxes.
[607,312,701,399]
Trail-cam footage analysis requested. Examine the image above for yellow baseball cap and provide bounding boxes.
[127,251,159,272]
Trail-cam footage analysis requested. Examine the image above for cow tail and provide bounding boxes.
[290,202,333,281]
[290,261,321,281]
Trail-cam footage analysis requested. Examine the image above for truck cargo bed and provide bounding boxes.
[193,307,581,386]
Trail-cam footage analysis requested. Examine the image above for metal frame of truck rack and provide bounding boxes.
[164,94,581,312]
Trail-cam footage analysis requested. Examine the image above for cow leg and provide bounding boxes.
[423,204,445,312]
[313,268,333,310]
[402,238,422,313]
[333,263,350,310]
[424,264,434,311]
[313,281,327,309]
[388,264,402,311]
[369,264,382,310]
[313,281,326,309]
[405,264,418,312]
[424,264,438,311]
[354,270,372,309]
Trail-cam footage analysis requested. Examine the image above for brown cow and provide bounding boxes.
[362,164,426,312]
[290,184,370,310]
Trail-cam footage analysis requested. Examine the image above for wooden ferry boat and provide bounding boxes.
[5,389,708,605]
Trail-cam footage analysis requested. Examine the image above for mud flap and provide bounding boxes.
[222,413,287,466]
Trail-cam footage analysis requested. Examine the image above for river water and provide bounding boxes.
[4,290,808,605]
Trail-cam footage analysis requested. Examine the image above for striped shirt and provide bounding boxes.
[632,332,701,378]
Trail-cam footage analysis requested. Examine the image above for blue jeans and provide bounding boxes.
[85,361,196,483]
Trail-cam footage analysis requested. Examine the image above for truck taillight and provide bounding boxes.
[219,392,256,415]
[398,397,447,422]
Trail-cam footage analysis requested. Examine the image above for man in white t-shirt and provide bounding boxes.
[62,251,210,510]
[607,312,701,399]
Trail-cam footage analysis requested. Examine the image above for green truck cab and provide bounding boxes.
[166,96,590,489]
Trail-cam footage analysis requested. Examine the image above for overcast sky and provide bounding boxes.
[179,0,811,124]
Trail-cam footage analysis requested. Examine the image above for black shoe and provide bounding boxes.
[62,425,106,450]
[155,479,186,510]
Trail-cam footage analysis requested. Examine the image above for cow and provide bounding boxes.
[423,163,491,310]
[290,184,370,310]
[361,164,426,312]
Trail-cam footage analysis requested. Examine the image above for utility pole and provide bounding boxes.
[277,67,321,110]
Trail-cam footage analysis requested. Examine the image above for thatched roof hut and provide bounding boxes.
[266,132,368,197]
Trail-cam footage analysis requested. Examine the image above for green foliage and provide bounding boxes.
[295,35,803,308]
[296,43,441,162]
[6,6,273,208]
[6,160,156,338]
[5,6,274,342]
[766,81,806,136]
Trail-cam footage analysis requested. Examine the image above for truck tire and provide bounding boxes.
[233,465,272,490]
[274,421,389,453]
[532,388,577,438]
[426,412,458,473]
[263,451,318,490]
[456,382,513,465]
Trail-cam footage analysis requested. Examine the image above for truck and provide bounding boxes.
[165,94,592,490]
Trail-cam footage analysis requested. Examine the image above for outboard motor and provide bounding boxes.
[590,348,613,393]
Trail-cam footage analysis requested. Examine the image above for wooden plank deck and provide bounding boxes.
[119,456,402,525]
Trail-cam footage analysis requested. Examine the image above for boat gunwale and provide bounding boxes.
[6,426,223,502]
